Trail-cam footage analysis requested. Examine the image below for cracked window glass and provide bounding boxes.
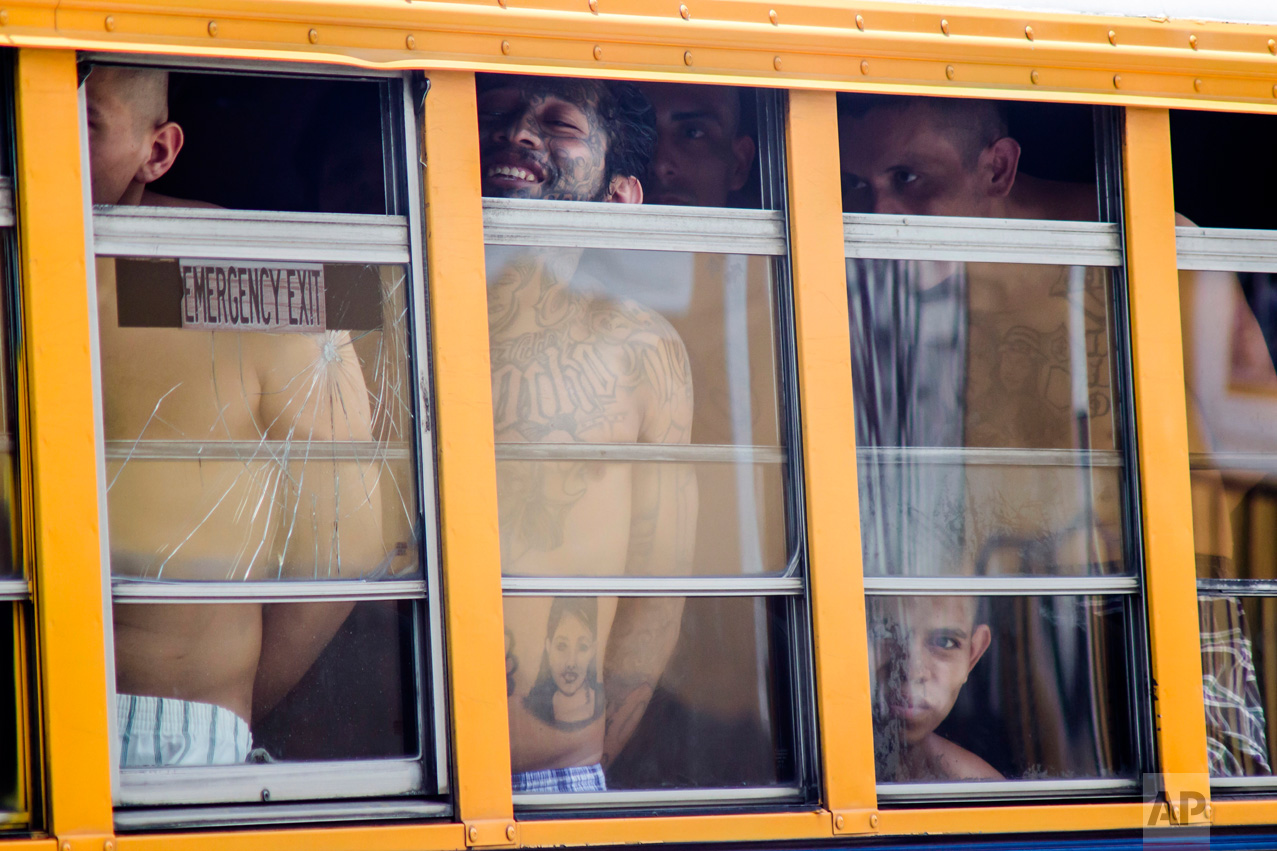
[100,257,418,583]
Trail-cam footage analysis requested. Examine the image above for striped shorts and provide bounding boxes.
[116,694,252,767]
[512,763,607,794]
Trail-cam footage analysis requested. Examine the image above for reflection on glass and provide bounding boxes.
[0,237,16,579]
[1200,595,1272,778]
[837,94,1098,221]
[101,258,418,582]
[1171,110,1277,231]
[487,245,785,578]
[114,600,415,766]
[868,594,1137,784]
[849,259,1124,576]
[506,596,794,791]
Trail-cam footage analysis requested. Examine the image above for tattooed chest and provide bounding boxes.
[490,328,639,442]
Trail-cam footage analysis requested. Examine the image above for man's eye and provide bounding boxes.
[894,171,919,186]
[684,126,707,140]
[842,175,868,192]
[931,635,961,651]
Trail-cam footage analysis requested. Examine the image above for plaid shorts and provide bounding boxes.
[512,763,607,794]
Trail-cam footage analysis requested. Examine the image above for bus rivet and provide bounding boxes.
[1030,69,1040,84]
[683,50,693,65]
[588,0,598,12]
[773,56,782,70]
[506,825,517,841]
[1193,77,1202,91]
[1269,38,1275,54]
[593,44,602,59]
[501,39,511,54]
[870,813,880,828]
[1206,805,1213,819]
[1025,25,1034,40]
[945,64,955,80]
[207,20,217,36]
[1,10,10,25]
[1189,34,1198,49]
[307,27,319,43]
[468,826,479,842]
[769,9,778,24]
[1108,29,1117,45]
[835,815,845,830]
[61,844,71,851]
[104,843,115,851]
[104,15,115,31]
[1272,83,1277,97]
[855,14,864,30]
[679,4,690,19]
[498,0,506,6]
[860,59,869,74]
[940,18,949,35]
[261,788,271,801]
[1112,73,1121,88]
[406,34,416,49]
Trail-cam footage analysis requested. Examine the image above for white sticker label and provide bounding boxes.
[180,260,327,332]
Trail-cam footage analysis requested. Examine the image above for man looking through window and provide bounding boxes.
[477,74,697,793]
[87,65,381,766]
[638,83,755,209]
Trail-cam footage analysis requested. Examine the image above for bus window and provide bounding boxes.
[480,73,808,804]
[868,594,1137,784]
[842,97,1144,797]
[84,65,442,816]
[1171,113,1277,780]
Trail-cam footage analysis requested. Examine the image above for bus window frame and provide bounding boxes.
[76,59,451,822]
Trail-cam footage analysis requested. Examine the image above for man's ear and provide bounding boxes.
[134,121,184,185]
[978,136,1021,199]
[605,174,643,204]
[728,135,756,192]
[967,624,992,674]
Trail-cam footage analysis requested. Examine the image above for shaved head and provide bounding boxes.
[89,66,169,130]
[85,66,182,205]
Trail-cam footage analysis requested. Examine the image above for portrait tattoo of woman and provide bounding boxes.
[523,597,605,730]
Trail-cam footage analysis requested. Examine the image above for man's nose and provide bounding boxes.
[903,641,930,682]
[650,140,678,180]
[872,191,908,216]
[495,110,542,148]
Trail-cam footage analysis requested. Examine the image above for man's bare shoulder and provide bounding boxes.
[583,293,683,345]
[921,733,1003,781]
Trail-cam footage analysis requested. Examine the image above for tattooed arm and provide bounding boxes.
[602,304,698,766]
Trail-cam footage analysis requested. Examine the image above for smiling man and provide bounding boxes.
[476,74,698,794]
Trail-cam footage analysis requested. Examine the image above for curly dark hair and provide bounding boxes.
[476,73,656,182]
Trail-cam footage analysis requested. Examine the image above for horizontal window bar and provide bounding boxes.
[1211,776,1277,790]
[1190,452,1277,473]
[877,778,1137,801]
[111,578,425,603]
[105,439,411,463]
[497,442,785,464]
[501,576,803,597]
[483,198,787,256]
[864,575,1138,596]
[114,798,450,831]
[92,207,411,264]
[845,214,1123,266]
[858,446,1123,468]
[514,785,804,810]
[0,176,12,228]
[0,578,28,601]
[118,757,423,807]
[1197,579,1277,598]
[1177,226,1277,273]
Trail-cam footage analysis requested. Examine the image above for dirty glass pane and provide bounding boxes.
[476,75,768,209]
[99,257,418,583]
[867,594,1137,784]
[114,599,417,765]
[487,246,786,578]
[505,595,796,791]
[85,66,394,213]
[849,259,1127,576]
[837,95,1098,221]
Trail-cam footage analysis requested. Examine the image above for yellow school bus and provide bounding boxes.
[2,0,1277,848]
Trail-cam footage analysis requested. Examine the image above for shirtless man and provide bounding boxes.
[476,74,697,791]
[87,66,381,765]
